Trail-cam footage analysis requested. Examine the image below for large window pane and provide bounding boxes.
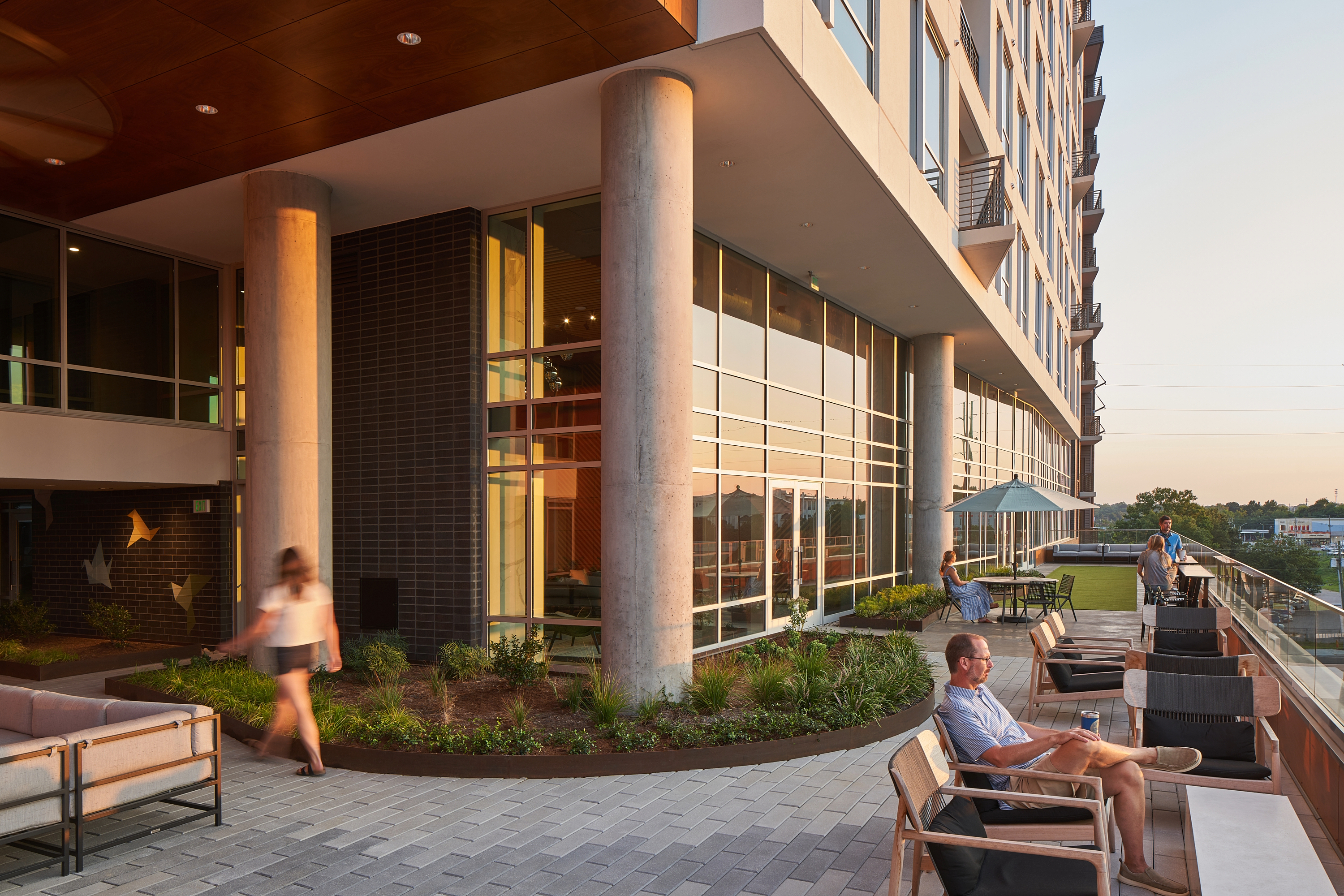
[532,432,601,463]
[67,236,173,378]
[488,471,526,616]
[722,600,766,641]
[179,384,220,423]
[692,232,718,364]
[534,467,602,618]
[825,482,853,584]
[533,399,599,429]
[721,475,765,601]
[534,348,600,397]
[767,274,822,394]
[489,357,526,402]
[234,269,245,385]
[693,609,719,648]
[769,387,821,431]
[0,215,59,361]
[68,370,173,419]
[721,249,766,377]
[873,327,895,415]
[532,194,601,348]
[1,361,58,407]
[854,485,869,578]
[824,303,854,403]
[487,210,527,353]
[923,26,945,172]
[693,472,719,607]
[693,367,717,409]
[769,427,821,453]
[854,321,871,409]
[833,1,872,87]
[722,375,765,419]
[769,452,822,479]
[872,486,894,576]
[179,263,219,384]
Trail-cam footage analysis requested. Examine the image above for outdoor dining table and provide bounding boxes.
[974,576,1042,623]
[1176,561,1215,606]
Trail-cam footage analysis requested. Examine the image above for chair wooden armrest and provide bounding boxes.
[1257,717,1282,794]
[1218,630,1228,655]
[946,762,1104,794]
[940,785,1105,814]
[1047,644,1126,655]
[1043,657,1128,668]
[1054,636,1134,647]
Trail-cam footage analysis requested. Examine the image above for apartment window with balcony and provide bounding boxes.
[920,19,948,200]
[1034,274,1044,358]
[1035,165,1045,242]
[1018,240,1030,336]
[1044,303,1054,374]
[1045,202,1054,270]
[1047,108,1055,171]
[1018,0,1030,63]
[1046,1,1056,62]
[824,0,876,90]
[1056,326,1064,389]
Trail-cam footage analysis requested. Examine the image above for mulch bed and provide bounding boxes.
[21,635,187,659]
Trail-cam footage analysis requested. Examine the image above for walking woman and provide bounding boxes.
[940,549,1000,623]
[1138,534,1176,600]
[219,547,341,776]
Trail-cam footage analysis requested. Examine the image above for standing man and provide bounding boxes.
[1157,515,1183,563]
[937,632,1199,896]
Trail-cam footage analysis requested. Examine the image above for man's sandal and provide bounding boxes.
[295,764,326,777]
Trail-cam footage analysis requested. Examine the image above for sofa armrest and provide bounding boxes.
[0,737,67,839]
[67,712,220,817]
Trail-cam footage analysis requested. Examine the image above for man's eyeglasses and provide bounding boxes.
[966,655,993,664]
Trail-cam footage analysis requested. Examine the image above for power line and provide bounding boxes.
[1105,431,1344,436]
[1108,384,1344,388]
[1106,408,1344,412]
[1107,363,1343,368]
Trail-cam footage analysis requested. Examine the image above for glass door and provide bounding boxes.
[771,482,822,626]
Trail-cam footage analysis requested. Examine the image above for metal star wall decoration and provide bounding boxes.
[83,541,112,589]
[127,509,160,547]
[170,574,211,633]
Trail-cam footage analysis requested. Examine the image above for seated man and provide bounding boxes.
[936,633,1200,896]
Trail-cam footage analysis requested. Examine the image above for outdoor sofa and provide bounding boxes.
[0,684,221,879]
[1053,542,1148,561]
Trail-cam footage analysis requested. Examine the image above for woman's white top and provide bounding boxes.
[257,582,333,647]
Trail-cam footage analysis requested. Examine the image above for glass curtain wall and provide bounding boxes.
[951,369,1076,573]
[484,195,603,660]
[691,231,912,650]
[0,211,221,423]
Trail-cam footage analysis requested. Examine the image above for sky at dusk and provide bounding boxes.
[1091,0,1344,507]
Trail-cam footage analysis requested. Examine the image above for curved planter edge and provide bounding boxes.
[105,675,934,778]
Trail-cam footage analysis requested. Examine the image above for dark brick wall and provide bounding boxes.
[331,208,482,661]
[21,485,232,644]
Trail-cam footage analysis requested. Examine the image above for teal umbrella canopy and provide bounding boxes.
[943,478,1096,514]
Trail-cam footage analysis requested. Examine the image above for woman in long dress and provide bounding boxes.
[940,550,999,623]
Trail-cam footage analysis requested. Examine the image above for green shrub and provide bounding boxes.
[745,660,790,708]
[491,632,547,688]
[85,599,139,648]
[0,597,53,640]
[785,598,808,648]
[784,646,832,711]
[438,641,491,681]
[683,656,739,714]
[635,694,664,723]
[854,584,945,620]
[586,666,629,726]
[557,674,588,712]
[969,566,1043,580]
[368,683,404,713]
[341,631,409,680]
[603,720,660,752]
[0,639,21,660]
[0,640,77,665]
[548,728,595,754]
[362,641,409,687]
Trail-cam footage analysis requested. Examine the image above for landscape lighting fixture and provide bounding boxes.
[195,104,218,114]
[397,32,422,45]
[44,158,64,166]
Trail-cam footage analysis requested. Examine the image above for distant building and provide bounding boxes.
[1240,529,1271,543]
[1274,519,1344,545]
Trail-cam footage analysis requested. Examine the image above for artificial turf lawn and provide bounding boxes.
[1046,565,1139,611]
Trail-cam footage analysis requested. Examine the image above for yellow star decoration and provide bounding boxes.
[127,509,160,547]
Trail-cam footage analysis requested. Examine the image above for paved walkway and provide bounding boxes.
[3,612,1340,895]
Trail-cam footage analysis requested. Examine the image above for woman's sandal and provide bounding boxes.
[243,738,266,758]
[295,764,326,777]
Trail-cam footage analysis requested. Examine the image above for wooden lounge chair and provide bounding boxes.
[887,730,1111,896]
[931,714,1117,851]
[1027,623,1126,722]
[1123,669,1282,794]
[1045,612,1131,672]
[1122,650,1257,676]
[1142,605,1230,657]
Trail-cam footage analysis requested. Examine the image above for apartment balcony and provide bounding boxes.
[955,155,1015,286]
[1081,245,1099,285]
[1080,414,1104,443]
[1081,359,1103,392]
[1084,24,1104,79]
[1082,76,1105,128]
[1081,189,1104,233]
[960,10,980,92]
[1071,137,1098,204]
[1071,301,1102,342]
[1070,0,1095,61]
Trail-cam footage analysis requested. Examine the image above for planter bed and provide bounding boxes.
[0,640,201,681]
[837,608,944,632]
[105,674,933,777]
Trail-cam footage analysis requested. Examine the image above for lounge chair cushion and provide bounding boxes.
[1054,639,1123,674]
[1142,714,1258,763]
[1045,656,1125,694]
[1153,631,1220,656]
[0,685,35,736]
[31,693,113,738]
[958,770,1096,823]
[1184,758,1272,780]
[0,736,67,839]
[926,796,988,895]
[968,849,1100,896]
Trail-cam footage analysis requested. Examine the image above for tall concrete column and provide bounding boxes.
[912,334,954,585]
[600,69,694,699]
[243,170,332,617]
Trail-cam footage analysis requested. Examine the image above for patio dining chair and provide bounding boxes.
[940,576,964,623]
[1020,580,1058,619]
[887,730,1111,896]
[1051,574,1079,621]
[1027,623,1126,722]
[1142,605,1230,657]
[1122,669,1282,794]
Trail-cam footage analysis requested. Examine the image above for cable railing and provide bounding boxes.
[923,165,943,198]
[960,10,980,85]
[958,156,1005,229]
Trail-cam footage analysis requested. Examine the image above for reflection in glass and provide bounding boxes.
[68,370,172,419]
[1,361,57,407]
[489,357,526,402]
[534,348,600,397]
[488,436,527,466]
[855,485,869,578]
[771,486,794,619]
[0,214,59,361]
[693,412,717,438]
[874,327,895,415]
[234,269,245,385]
[855,321,871,409]
[768,274,822,394]
[488,210,527,352]
[179,384,220,423]
[488,472,527,616]
[533,399,599,428]
[532,432,601,463]
[533,194,601,347]
[722,600,766,641]
[825,482,853,584]
[235,389,246,426]
[67,236,173,378]
[693,366,717,409]
[179,263,219,384]
[488,620,527,647]
[769,388,821,431]
[872,486,894,575]
[825,402,853,436]
[721,445,765,473]
[534,467,602,618]
[769,452,822,479]
[799,486,819,611]
[721,249,766,377]
[721,418,765,444]
[538,623,601,660]
[721,475,765,601]
[824,303,854,403]
[487,405,527,433]
[769,427,821,453]
[722,375,764,419]
[692,232,718,364]
[826,459,854,481]
[692,440,717,469]
[824,436,853,457]
[693,472,718,607]
[693,609,719,647]
[823,583,853,616]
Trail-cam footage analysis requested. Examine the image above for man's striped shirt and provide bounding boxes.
[935,682,1035,810]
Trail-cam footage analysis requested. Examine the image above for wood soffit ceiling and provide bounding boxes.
[0,0,696,221]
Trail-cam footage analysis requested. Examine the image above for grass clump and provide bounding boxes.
[491,632,547,688]
[683,655,739,714]
[745,660,790,708]
[438,641,490,681]
[586,665,630,726]
[0,640,77,665]
[85,599,139,648]
[557,674,588,712]
[362,641,409,687]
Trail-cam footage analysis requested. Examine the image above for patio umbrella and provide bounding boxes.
[944,477,1095,577]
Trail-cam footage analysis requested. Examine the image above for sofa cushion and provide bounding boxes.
[107,700,214,755]
[0,735,66,839]
[0,727,37,746]
[65,711,211,815]
[0,683,36,736]
[31,692,114,738]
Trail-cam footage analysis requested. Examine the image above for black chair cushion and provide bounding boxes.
[977,805,1095,825]
[1153,647,1224,658]
[967,848,1100,896]
[1153,631,1219,655]
[1185,757,1272,780]
[1055,639,1123,673]
[1053,670,1125,694]
[1142,713,1258,762]
[926,796,988,896]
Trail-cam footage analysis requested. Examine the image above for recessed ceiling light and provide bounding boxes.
[860,265,870,270]
[800,222,812,228]
[195,104,218,114]
[909,304,918,308]
[44,157,64,166]
[68,246,79,252]
[589,315,596,321]
[397,32,422,45]
[563,317,570,324]
[720,160,734,168]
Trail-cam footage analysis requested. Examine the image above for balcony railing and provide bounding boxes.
[1081,415,1104,437]
[1072,0,1093,23]
[1071,302,1101,329]
[960,10,980,85]
[958,156,1005,229]
[1081,360,1098,381]
[1082,246,1097,269]
[1084,76,1103,99]
[1082,189,1103,213]
[1072,145,1097,177]
[1089,24,1104,46]
[923,165,943,198]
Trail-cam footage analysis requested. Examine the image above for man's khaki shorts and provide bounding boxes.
[1005,753,1093,809]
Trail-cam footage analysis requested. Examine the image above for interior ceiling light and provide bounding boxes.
[397,32,422,45]
[860,265,869,270]
[195,104,218,114]
[908,304,918,308]
[720,160,734,167]
[800,222,812,227]
[44,157,64,166]
[68,246,79,252]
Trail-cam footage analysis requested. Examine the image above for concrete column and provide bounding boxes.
[243,170,332,619]
[600,69,694,700]
[912,334,954,585]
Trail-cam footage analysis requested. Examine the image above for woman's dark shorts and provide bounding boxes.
[275,643,315,673]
